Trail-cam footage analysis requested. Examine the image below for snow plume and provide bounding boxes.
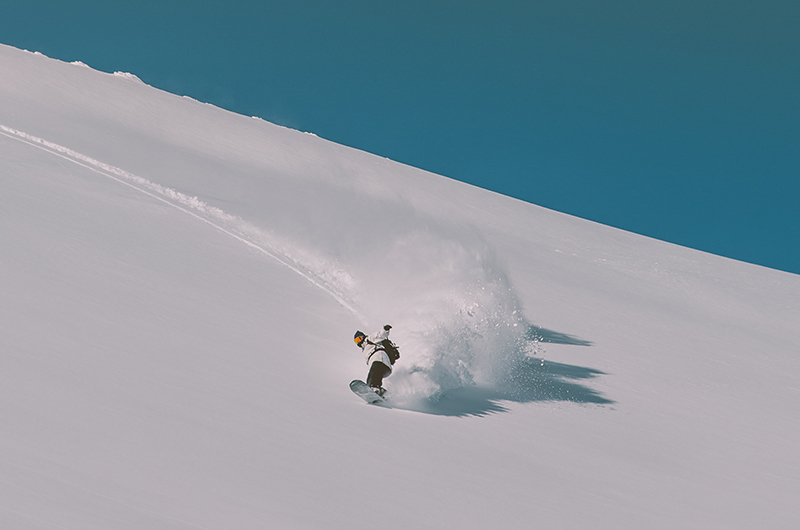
[238,163,544,399]
[317,198,542,402]
[368,231,540,402]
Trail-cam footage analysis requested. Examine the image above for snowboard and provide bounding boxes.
[350,380,385,404]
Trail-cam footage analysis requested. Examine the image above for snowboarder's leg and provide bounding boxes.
[367,361,391,391]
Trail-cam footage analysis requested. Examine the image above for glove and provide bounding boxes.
[384,324,392,331]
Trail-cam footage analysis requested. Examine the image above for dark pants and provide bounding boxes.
[367,361,391,389]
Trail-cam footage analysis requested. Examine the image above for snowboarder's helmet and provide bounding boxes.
[354,331,366,347]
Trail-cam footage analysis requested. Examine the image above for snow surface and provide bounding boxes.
[1,44,799,529]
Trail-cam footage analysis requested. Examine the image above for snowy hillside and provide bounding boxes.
[1,44,799,529]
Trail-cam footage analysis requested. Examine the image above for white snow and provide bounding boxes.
[1,43,798,529]
[112,71,144,83]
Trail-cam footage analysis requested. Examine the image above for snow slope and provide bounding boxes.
[1,44,799,529]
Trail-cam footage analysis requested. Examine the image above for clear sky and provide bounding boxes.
[3,1,798,274]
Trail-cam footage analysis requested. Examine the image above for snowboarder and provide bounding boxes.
[353,324,398,396]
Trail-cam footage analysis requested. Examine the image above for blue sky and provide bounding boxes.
[3,1,798,274]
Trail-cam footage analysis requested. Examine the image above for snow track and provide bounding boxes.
[0,123,545,404]
[0,124,362,319]
[0,124,539,403]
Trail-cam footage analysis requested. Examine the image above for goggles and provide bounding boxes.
[354,335,365,346]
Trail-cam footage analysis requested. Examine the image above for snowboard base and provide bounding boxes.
[350,380,385,404]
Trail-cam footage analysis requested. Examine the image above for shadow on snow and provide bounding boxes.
[528,324,594,347]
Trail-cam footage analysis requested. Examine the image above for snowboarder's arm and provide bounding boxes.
[367,325,391,344]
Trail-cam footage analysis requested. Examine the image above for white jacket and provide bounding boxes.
[360,327,393,371]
